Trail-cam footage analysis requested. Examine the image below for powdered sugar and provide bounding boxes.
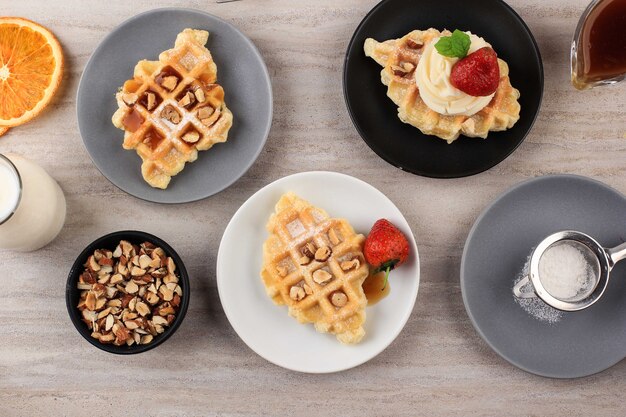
[513,255,563,324]
[538,241,597,301]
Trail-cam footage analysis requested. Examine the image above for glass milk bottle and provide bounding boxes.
[0,153,66,251]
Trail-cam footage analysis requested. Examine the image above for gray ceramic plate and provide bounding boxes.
[77,8,272,203]
[461,175,626,378]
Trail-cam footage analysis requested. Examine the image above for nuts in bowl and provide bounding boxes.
[66,231,189,354]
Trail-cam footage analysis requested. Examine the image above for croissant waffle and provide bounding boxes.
[364,28,521,143]
[112,29,233,189]
[261,193,370,344]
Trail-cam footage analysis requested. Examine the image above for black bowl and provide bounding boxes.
[343,0,544,178]
[66,230,190,354]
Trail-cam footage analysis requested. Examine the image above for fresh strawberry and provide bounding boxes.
[450,47,500,97]
[363,219,410,289]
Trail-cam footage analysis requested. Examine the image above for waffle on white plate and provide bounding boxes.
[261,193,370,344]
[112,29,233,189]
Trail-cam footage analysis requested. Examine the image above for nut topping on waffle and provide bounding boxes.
[261,193,370,344]
[112,29,233,189]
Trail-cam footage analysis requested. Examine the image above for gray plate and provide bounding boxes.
[76,8,272,203]
[461,175,626,378]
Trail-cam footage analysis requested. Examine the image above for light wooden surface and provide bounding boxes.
[1,0,626,415]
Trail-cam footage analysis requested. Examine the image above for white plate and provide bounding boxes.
[216,171,420,373]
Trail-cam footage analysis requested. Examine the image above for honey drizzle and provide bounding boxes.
[362,271,390,306]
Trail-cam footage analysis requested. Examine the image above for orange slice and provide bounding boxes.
[0,127,8,137]
[0,17,63,127]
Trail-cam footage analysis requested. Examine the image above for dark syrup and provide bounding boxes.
[580,0,626,80]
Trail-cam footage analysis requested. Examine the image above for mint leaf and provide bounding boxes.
[434,29,471,58]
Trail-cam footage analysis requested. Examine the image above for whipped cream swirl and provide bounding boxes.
[415,32,496,116]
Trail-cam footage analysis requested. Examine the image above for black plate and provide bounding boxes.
[343,0,543,178]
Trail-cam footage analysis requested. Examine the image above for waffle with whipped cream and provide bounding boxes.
[364,28,520,143]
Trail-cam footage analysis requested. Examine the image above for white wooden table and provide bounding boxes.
[1,0,626,415]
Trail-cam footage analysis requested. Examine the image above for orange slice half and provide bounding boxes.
[0,17,64,127]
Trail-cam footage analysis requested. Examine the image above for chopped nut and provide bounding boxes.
[406,38,423,49]
[87,256,101,272]
[161,75,178,91]
[314,246,332,262]
[124,320,139,330]
[331,291,348,307]
[107,299,122,308]
[328,228,341,246]
[98,257,114,267]
[194,88,205,103]
[80,271,96,284]
[120,240,133,258]
[97,307,111,319]
[105,314,114,331]
[163,274,179,285]
[149,257,161,269]
[197,106,214,120]
[302,242,317,258]
[161,105,181,124]
[167,257,176,275]
[152,316,168,326]
[76,240,183,347]
[303,284,313,295]
[145,292,160,305]
[298,255,311,266]
[182,131,200,143]
[138,255,152,270]
[95,297,107,310]
[178,91,195,107]
[391,62,415,76]
[157,304,175,316]
[174,285,182,296]
[131,266,146,277]
[122,93,138,106]
[136,301,150,317]
[145,92,157,111]
[114,326,131,344]
[340,258,360,271]
[312,269,333,285]
[85,291,96,310]
[289,286,306,301]
[159,285,174,301]
[125,281,139,294]
[151,267,167,279]
[110,274,124,285]
[100,332,115,343]
[276,265,289,277]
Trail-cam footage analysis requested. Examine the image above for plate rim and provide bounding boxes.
[76,7,273,204]
[216,170,420,373]
[460,174,626,378]
[342,0,544,178]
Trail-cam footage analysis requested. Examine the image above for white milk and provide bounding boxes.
[0,159,20,222]
[0,154,66,251]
